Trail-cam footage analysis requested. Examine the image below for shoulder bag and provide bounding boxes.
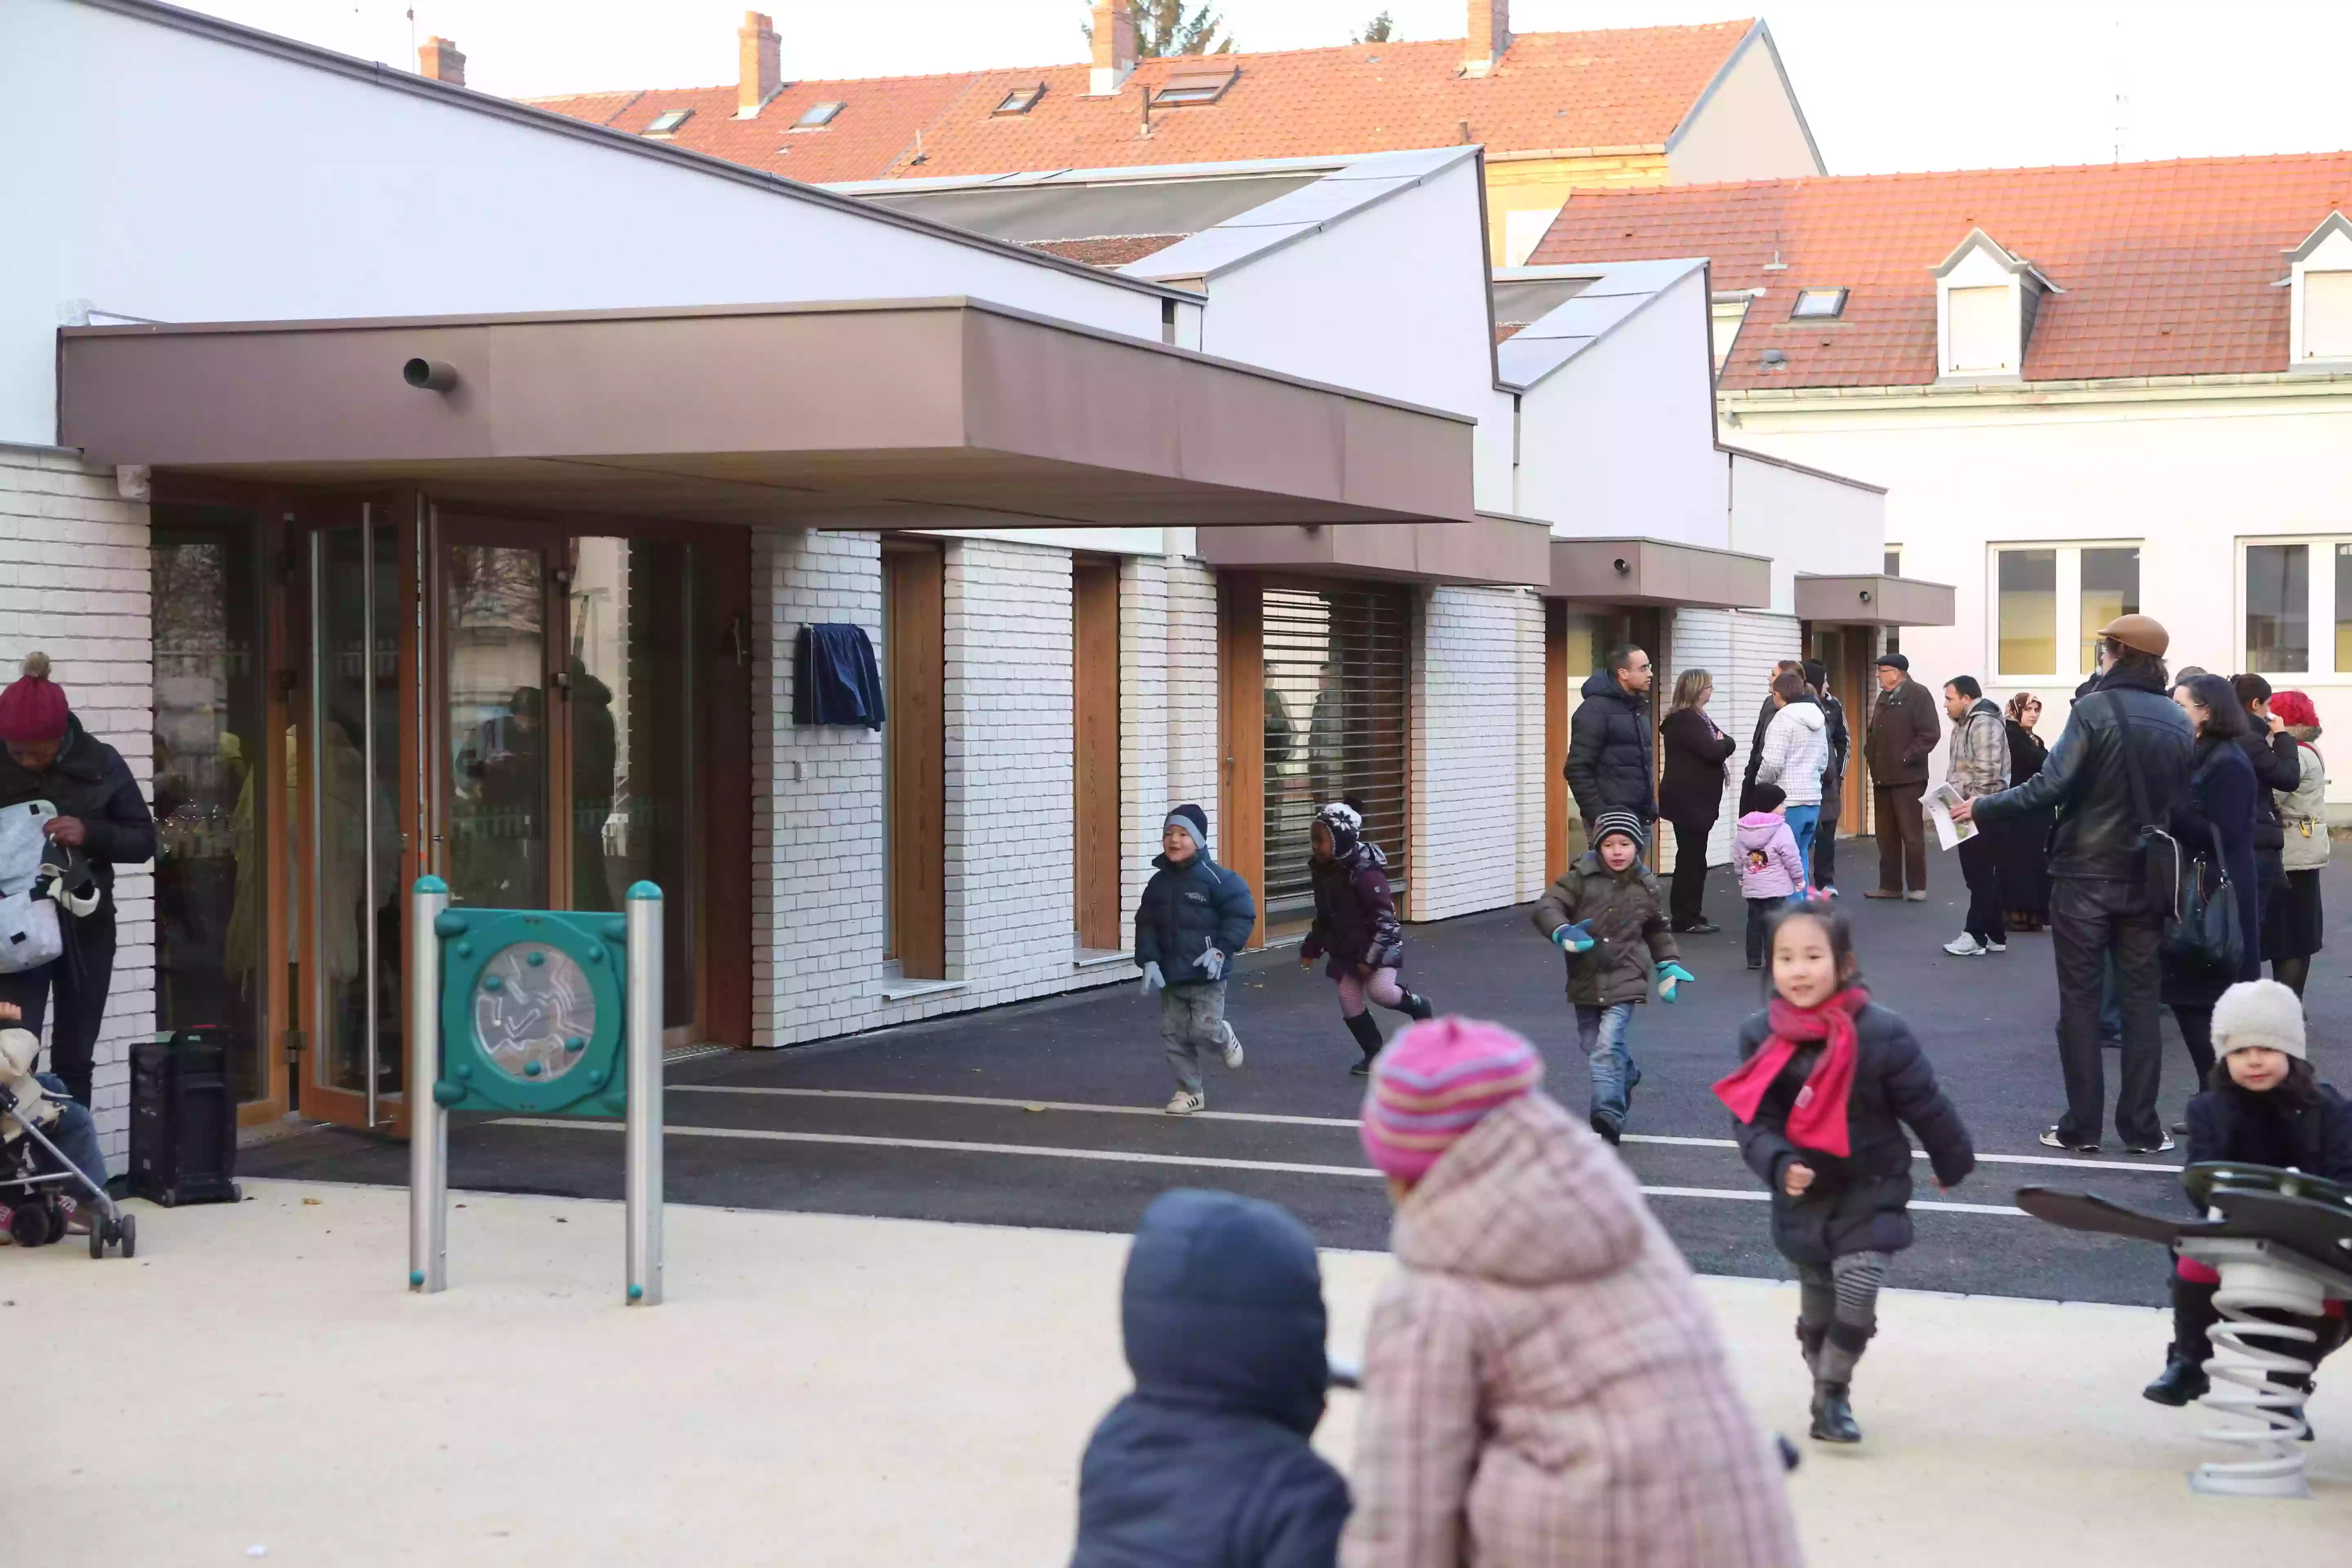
[2105,693,2186,926]
[2162,751,2246,978]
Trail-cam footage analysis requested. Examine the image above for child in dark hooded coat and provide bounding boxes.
[1071,1188,1351,1568]
[1301,802,1433,1077]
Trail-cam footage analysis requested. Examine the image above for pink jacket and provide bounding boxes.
[1736,812,1807,900]
[1340,1091,1803,1568]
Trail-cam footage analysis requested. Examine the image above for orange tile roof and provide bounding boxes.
[524,21,1755,185]
[1531,153,2352,388]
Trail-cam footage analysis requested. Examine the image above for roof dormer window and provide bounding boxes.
[993,83,1045,116]
[644,108,693,136]
[794,100,844,129]
[1930,228,2058,382]
[1790,286,1847,321]
[2287,212,2352,369]
[1152,69,1238,107]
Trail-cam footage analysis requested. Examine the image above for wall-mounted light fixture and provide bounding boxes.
[403,357,459,392]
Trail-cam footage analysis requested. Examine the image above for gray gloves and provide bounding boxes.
[1200,947,1227,982]
[1140,961,1166,996]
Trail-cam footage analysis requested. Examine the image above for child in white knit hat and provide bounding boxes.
[2142,978,2352,1426]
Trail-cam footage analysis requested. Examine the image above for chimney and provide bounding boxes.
[738,11,781,118]
[1464,0,1510,78]
[1090,0,1137,96]
[416,36,466,87]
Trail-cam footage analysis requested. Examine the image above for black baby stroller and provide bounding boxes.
[1,1076,133,1257]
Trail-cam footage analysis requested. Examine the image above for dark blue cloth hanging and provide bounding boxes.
[793,624,887,730]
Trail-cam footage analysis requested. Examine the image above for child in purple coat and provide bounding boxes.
[1737,783,1809,970]
[1300,802,1434,1076]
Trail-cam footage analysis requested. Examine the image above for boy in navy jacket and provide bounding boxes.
[1137,804,1257,1115]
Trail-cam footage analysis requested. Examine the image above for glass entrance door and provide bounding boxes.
[440,526,557,912]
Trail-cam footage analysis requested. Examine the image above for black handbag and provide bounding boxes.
[2106,693,2185,924]
[2163,819,2245,978]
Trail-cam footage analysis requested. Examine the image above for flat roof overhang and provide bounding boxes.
[1193,512,1551,587]
[1547,537,1772,609]
[1796,573,1957,628]
[58,298,1472,530]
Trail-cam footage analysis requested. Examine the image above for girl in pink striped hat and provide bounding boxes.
[1343,1016,1801,1568]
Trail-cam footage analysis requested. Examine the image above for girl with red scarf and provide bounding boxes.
[1715,901,1976,1445]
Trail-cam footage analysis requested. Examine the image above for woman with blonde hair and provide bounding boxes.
[1658,668,1736,934]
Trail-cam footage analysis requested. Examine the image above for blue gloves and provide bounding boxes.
[1657,962,1695,1003]
[1140,961,1166,996]
[1550,921,1595,953]
[1200,947,1227,982]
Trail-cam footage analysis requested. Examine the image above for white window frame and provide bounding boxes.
[2287,213,2352,370]
[1987,541,2145,685]
[2235,535,2352,683]
[1930,229,2057,386]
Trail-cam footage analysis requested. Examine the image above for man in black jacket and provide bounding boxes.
[1566,644,1656,834]
[0,654,157,1110]
[1804,659,1850,891]
[1956,616,2191,1154]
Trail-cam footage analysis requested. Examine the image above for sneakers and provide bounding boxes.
[1943,933,1988,956]
[1985,939,2008,953]
[2124,1131,2177,1155]
[1588,1111,1622,1147]
[1903,891,1928,902]
[2038,1126,2100,1154]
[1220,1030,1245,1070]
[1165,1090,1205,1116]
[1673,920,1722,935]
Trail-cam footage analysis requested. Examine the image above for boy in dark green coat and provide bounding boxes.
[1530,811,1692,1145]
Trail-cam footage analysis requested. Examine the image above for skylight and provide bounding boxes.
[1791,287,1848,320]
[1152,69,1238,106]
[994,83,1045,116]
[644,109,693,135]
[795,101,844,129]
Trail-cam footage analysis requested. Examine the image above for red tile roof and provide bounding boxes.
[1531,153,2352,388]
[1021,234,1192,267]
[524,21,1755,186]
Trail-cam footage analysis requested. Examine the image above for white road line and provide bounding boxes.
[665,1084,2178,1174]
[496,1118,2027,1215]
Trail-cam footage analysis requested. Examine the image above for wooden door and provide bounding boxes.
[1072,557,1122,951]
[884,543,946,978]
[1217,576,1265,949]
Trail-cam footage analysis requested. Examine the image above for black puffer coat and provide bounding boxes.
[1530,853,1678,1007]
[1301,842,1403,980]
[2180,1078,2352,1214]
[1730,1002,1976,1263]
[1135,850,1257,988]
[0,715,156,894]
[1566,670,1655,824]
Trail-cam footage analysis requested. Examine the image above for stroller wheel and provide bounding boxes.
[118,1212,136,1258]
[89,1218,106,1259]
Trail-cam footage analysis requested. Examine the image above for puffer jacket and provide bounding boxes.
[0,715,156,894]
[1753,699,1828,807]
[2240,730,2299,868]
[1729,1002,1976,1264]
[1945,697,2010,799]
[1970,664,2193,882]
[1074,1189,1350,1568]
[1735,812,1806,901]
[1339,1091,1802,1568]
[1530,854,1678,1007]
[1303,841,1404,980]
[2179,1079,2352,1214]
[1136,849,1257,987]
[2279,739,2330,872]
[1565,670,1655,824]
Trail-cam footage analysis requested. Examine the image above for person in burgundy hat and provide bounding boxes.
[0,653,156,1109]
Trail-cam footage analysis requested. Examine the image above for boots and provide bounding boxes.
[1344,1011,1386,1076]
[1809,1322,1869,1443]
[1795,1318,1826,1375]
[1398,991,1436,1022]
[2142,1350,2210,1407]
[1809,1381,1861,1444]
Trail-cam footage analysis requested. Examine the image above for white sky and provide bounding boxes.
[183,1,2352,175]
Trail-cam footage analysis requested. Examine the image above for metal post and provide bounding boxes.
[624,881,664,1305]
[408,875,449,1293]
[361,505,380,1128]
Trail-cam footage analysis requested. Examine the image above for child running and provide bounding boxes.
[1343,1016,1802,1568]
[2141,978,2352,1430]
[1136,804,1257,1116]
[1301,801,1434,1077]
[1531,809,1694,1145]
[1737,783,1807,970]
[1715,900,1975,1443]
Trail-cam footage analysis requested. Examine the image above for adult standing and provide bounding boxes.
[1940,676,2011,957]
[2264,689,2327,999]
[1565,644,1657,835]
[2164,675,2263,1101]
[1754,670,1830,883]
[1997,694,2053,931]
[1657,668,1736,934]
[1742,659,1804,803]
[1804,659,1850,893]
[2230,675,2302,968]
[1863,653,1940,901]
[0,654,156,1110]
[1954,616,2191,1156]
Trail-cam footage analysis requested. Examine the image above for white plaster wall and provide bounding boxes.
[1410,586,1545,920]
[1726,388,2352,798]
[4,0,1164,446]
[1665,29,1824,186]
[0,445,155,1162]
[1727,452,1886,614]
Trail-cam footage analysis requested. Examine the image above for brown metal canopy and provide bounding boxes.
[1194,512,1551,587]
[1547,537,1772,609]
[1795,573,1957,627]
[58,298,1472,530]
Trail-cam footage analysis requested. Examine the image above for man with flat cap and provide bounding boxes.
[1863,651,1940,900]
[1955,615,2192,1154]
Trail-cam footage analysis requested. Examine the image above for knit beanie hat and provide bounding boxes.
[1163,803,1210,855]
[1360,1017,1544,1183]
[1314,801,1362,858]
[0,653,69,746]
[2209,978,2306,1061]
[1591,810,1647,852]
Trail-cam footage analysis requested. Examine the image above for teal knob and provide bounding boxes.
[410,1269,425,1287]
[483,974,503,992]
[413,874,448,895]
[564,1036,586,1052]
[433,1080,466,1107]
[526,950,545,968]
[627,1283,644,1301]
[433,911,469,939]
[589,1069,607,1087]
[585,946,605,965]
[456,941,472,959]
[524,1060,543,1077]
[457,1064,472,1080]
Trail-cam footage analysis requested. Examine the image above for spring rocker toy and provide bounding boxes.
[2020,1164,2352,1498]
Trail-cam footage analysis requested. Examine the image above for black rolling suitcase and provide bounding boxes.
[129,1028,241,1207]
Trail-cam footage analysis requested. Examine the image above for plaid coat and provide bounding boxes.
[1944,699,2010,800]
[1340,1092,1802,1568]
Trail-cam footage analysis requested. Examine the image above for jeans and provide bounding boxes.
[24,1072,107,1191]
[0,907,118,1108]
[1577,1003,1638,1131]
[1666,815,1716,927]
[2049,877,2165,1149]
[1957,829,2007,944]
[1158,981,1234,1095]
[1784,804,1820,888]
[1873,781,1928,894]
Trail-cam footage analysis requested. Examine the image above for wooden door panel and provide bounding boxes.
[1218,577,1265,949]
[1073,557,1122,951]
[885,545,947,978]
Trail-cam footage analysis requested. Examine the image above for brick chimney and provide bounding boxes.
[416,36,466,87]
[1090,0,1137,96]
[1464,0,1510,77]
[738,11,781,118]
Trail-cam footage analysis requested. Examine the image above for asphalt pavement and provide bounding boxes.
[245,844,2352,1307]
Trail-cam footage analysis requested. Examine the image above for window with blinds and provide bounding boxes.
[1260,583,1411,924]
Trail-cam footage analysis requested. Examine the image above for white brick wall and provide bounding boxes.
[0,444,154,1163]
[1164,559,1221,844]
[1411,585,1546,921]
[1665,607,1739,869]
